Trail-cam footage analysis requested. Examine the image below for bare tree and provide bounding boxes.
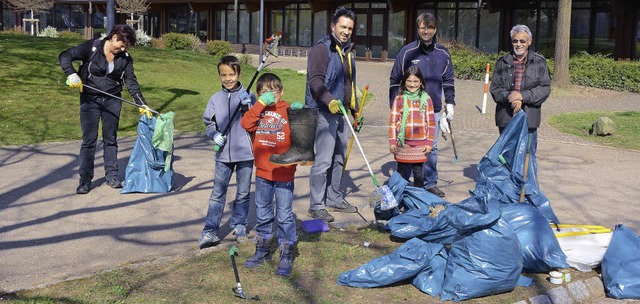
[5,0,54,35]
[553,0,572,88]
[116,0,149,30]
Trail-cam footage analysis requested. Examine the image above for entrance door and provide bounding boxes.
[352,8,387,60]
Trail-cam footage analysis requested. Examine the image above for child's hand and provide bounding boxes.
[389,145,397,153]
[213,133,227,146]
[239,91,252,105]
[258,91,276,106]
[423,146,433,153]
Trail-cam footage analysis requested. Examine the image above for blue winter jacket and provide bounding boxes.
[202,84,256,163]
[389,38,455,112]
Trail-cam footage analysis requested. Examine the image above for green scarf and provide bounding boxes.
[397,91,428,147]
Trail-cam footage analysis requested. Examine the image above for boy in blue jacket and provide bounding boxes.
[199,55,256,249]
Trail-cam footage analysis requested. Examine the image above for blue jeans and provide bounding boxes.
[308,111,348,210]
[202,160,253,234]
[78,94,122,182]
[422,111,441,189]
[254,176,297,242]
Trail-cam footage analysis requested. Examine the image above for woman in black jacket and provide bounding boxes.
[59,24,149,194]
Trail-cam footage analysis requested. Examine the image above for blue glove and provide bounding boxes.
[238,90,252,106]
[213,133,227,146]
[258,92,276,106]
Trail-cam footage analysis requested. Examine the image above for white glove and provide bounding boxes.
[68,73,81,85]
[445,104,455,121]
[213,133,227,146]
[439,116,450,134]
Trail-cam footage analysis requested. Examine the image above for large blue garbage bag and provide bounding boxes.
[387,204,457,244]
[121,114,174,193]
[412,247,448,297]
[440,217,523,302]
[474,111,560,225]
[375,172,445,221]
[499,203,569,273]
[337,238,445,288]
[445,194,501,234]
[602,224,640,299]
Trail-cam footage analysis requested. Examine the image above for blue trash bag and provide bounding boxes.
[474,111,560,225]
[387,204,458,245]
[602,224,640,299]
[337,238,445,288]
[445,194,501,234]
[411,246,449,297]
[499,203,569,273]
[440,216,523,302]
[121,114,174,193]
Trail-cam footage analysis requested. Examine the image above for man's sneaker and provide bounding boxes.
[106,177,123,189]
[327,200,357,213]
[309,209,334,222]
[427,186,445,198]
[76,182,91,194]
[199,232,220,249]
[233,225,249,243]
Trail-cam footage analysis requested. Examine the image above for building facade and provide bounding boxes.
[2,0,639,60]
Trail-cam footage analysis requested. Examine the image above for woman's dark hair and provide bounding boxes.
[399,66,425,95]
[332,7,356,25]
[106,24,137,46]
[218,55,241,75]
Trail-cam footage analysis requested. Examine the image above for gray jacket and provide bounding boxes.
[490,51,551,129]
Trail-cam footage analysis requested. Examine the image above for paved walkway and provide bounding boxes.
[1,55,640,302]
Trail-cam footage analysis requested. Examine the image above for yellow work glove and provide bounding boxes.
[139,105,152,118]
[66,73,83,92]
[328,99,341,114]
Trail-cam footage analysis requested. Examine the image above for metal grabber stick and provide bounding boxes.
[81,84,160,115]
[213,31,282,152]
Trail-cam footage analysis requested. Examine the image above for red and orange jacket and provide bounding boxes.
[389,92,436,147]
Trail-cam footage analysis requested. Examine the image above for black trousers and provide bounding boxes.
[78,94,122,182]
[397,162,424,187]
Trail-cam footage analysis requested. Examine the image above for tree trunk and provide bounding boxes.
[553,0,572,88]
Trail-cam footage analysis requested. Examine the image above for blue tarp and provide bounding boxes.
[121,114,174,193]
[602,224,640,299]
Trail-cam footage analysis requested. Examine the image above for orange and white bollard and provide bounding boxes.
[482,63,490,114]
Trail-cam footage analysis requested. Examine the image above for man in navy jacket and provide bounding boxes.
[389,13,456,198]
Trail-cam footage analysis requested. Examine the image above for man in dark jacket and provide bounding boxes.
[490,24,551,174]
[59,24,148,194]
[305,7,359,222]
[389,13,456,198]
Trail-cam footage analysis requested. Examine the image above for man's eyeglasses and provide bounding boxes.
[512,39,528,44]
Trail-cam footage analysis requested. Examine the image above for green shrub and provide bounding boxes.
[447,42,502,81]
[58,31,83,39]
[238,54,253,65]
[150,37,165,49]
[0,29,27,35]
[161,32,202,51]
[38,26,58,38]
[569,52,640,93]
[205,40,233,57]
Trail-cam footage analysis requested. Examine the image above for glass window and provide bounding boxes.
[298,6,312,46]
[478,9,499,53]
[513,9,538,39]
[636,8,639,59]
[537,3,557,58]
[227,5,238,43]
[570,9,590,54]
[457,9,477,46]
[388,10,405,59]
[271,8,283,43]
[593,11,615,55]
[251,10,259,44]
[437,5,456,43]
[283,4,297,45]
[313,11,327,43]
[371,3,387,9]
[354,3,368,9]
[239,6,249,43]
[356,13,367,38]
[371,14,383,37]
[2,2,16,30]
[216,9,226,40]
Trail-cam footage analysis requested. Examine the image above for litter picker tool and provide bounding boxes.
[79,83,160,115]
[343,84,368,175]
[229,246,260,301]
[441,106,459,163]
[214,31,282,152]
[338,102,397,211]
[519,134,532,203]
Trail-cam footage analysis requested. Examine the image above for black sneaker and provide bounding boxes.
[76,182,91,194]
[309,209,334,222]
[327,200,357,213]
[427,186,445,198]
[106,177,123,189]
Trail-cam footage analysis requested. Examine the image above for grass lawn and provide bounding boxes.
[0,34,309,146]
[548,111,640,150]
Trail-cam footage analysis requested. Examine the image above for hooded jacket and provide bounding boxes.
[202,83,256,163]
